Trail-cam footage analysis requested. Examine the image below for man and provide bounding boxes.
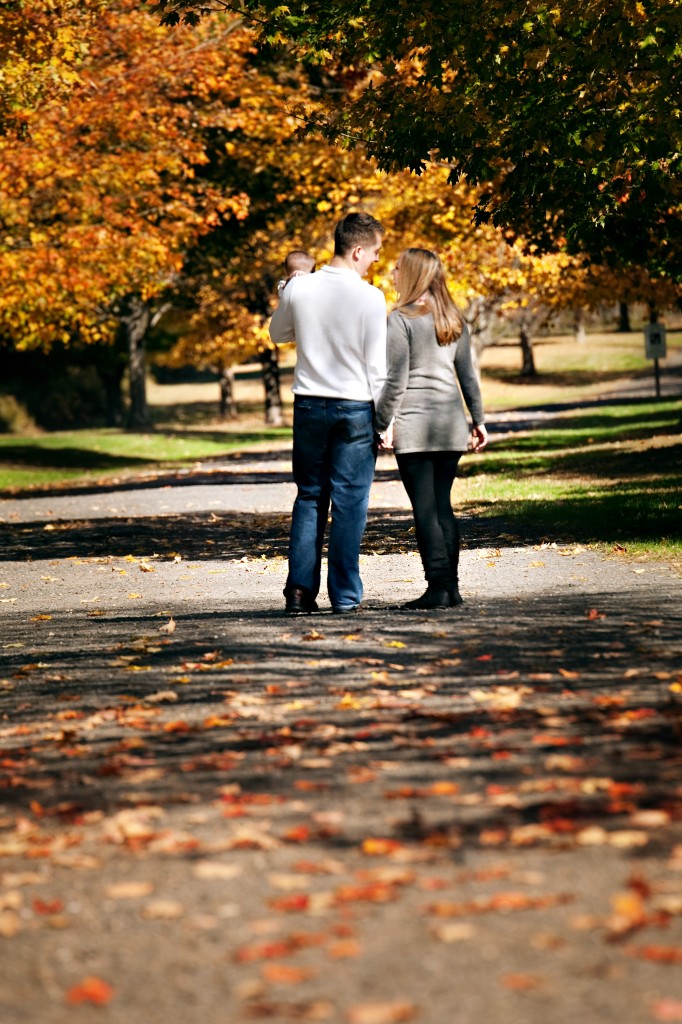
[269,211,387,614]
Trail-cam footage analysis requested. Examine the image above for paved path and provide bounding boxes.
[0,428,681,1024]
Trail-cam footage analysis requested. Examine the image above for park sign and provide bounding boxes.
[645,323,667,361]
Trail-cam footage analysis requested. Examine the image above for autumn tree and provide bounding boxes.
[156,0,682,281]
[0,1,260,427]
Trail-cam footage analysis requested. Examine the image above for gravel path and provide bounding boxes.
[0,424,681,1024]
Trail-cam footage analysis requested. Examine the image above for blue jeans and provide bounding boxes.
[287,397,376,609]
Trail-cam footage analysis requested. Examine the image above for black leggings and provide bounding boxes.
[396,451,462,590]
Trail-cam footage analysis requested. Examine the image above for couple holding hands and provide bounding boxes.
[269,211,488,614]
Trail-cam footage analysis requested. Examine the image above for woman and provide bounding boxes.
[375,248,488,610]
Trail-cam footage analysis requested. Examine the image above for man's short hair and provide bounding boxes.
[334,211,384,257]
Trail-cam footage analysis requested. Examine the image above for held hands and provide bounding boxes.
[377,421,394,451]
[471,424,488,452]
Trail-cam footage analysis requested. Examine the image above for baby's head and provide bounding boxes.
[284,250,315,277]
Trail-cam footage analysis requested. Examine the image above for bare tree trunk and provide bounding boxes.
[121,296,152,430]
[574,309,586,344]
[520,327,537,377]
[261,346,283,425]
[218,364,238,420]
[618,301,631,332]
[648,301,659,324]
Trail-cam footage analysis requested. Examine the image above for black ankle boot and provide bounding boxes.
[402,586,450,610]
[449,586,463,606]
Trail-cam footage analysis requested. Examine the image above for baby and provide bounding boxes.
[277,250,315,296]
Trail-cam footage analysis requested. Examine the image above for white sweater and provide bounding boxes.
[269,266,387,404]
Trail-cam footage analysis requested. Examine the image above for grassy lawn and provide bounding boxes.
[457,399,682,566]
[0,427,291,491]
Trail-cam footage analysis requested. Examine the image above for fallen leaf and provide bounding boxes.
[652,998,682,1021]
[66,977,114,1006]
[142,899,184,919]
[627,945,682,964]
[261,963,316,984]
[431,922,476,943]
[328,939,362,958]
[346,1001,417,1024]
[192,861,242,881]
[301,630,325,642]
[105,881,154,900]
[501,973,544,991]
[159,617,176,635]
[0,909,21,937]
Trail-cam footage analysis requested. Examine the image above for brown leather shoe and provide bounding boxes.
[284,586,318,614]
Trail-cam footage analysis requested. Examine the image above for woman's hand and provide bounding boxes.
[471,424,488,452]
[377,421,394,451]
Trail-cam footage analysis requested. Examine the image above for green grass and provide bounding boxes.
[457,399,682,564]
[0,427,291,492]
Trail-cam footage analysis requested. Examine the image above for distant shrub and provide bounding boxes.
[0,393,38,434]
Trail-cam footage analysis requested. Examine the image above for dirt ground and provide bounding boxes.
[0,439,681,1024]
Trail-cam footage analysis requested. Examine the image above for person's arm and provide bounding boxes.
[364,287,388,406]
[454,323,486,446]
[269,278,296,344]
[374,312,410,433]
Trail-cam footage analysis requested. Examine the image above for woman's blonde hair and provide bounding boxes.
[393,248,464,345]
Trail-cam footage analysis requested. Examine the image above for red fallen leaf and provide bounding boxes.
[66,977,114,1006]
[222,807,248,819]
[652,999,682,1021]
[586,608,606,620]
[476,654,494,661]
[501,973,543,991]
[283,825,312,843]
[235,941,294,963]
[486,784,509,796]
[627,945,682,964]
[163,721,191,733]
[428,892,573,916]
[295,780,330,792]
[33,898,64,915]
[269,893,310,912]
[470,727,492,739]
[334,883,397,904]
[531,735,575,746]
[261,963,316,984]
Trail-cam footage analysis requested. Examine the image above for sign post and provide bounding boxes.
[644,323,667,399]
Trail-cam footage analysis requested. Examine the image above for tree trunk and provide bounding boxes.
[123,296,152,430]
[101,366,125,427]
[618,301,631,332]
[261,346,283,425]
[520,327,537,377]
[648,301,659,325]
[218,364,238,420]
[574,308,586,344]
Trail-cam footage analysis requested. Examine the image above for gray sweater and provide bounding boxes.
[375,309,485,454]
